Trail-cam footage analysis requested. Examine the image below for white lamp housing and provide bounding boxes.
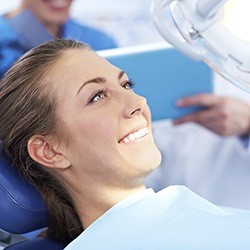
[152,0,250,92]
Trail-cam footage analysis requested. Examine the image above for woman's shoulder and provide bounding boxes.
[0,15,18,40]
[0,15,25,78]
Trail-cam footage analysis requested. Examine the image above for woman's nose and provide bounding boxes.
[123,92,147,118]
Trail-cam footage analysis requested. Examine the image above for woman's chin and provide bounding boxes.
[136,145,162,176]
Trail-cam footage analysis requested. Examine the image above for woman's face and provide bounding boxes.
[52,49,161,188]
[22,0,73,26]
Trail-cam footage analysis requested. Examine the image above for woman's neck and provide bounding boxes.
[71,184,146,229]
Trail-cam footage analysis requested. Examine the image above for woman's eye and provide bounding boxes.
[89,89,108,103]
[122,80,135,90]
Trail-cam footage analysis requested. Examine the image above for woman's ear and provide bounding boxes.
[27,135,70,170]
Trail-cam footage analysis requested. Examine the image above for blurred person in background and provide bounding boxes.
[0,0,117,78]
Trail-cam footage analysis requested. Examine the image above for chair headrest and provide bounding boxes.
[0,148,48,233]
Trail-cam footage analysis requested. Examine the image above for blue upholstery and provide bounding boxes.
[0,148,48,234]
[0,148,64,249]
[0,45,212,249]
[5,238,66,250]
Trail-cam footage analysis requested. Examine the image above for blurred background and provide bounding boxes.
[0,0,165,47]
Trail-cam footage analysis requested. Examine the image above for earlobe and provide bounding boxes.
[27,136,71,170]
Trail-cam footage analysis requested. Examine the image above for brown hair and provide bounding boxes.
[0,39,90,244]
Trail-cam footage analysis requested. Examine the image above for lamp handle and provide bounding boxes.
[151,0,203,60]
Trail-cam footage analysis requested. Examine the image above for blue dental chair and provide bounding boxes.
[0,147,66,250]
[0,44,212,249]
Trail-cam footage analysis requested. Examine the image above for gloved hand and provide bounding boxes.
[173,94,250,136]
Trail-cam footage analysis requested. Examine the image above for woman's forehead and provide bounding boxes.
[49,49,121,92]
[58,49,115,76]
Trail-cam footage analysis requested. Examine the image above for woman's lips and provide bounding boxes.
[119,127,149,144]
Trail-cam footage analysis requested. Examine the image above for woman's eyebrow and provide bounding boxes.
[76,70,125,95]
[118,70,125,80]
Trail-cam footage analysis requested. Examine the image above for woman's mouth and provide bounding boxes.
[119,127,149,144]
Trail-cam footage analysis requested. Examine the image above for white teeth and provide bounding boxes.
[128,134,136,141]
[124,138,130,143]
[121,127,149,143]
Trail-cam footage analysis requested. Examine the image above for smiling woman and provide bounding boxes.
[0,39,161,244]
[0,39,250,249]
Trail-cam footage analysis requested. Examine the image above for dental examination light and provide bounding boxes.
[151,0,250,92]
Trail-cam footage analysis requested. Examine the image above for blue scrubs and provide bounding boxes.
[0,10,117,78]
[65,186,250,249]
